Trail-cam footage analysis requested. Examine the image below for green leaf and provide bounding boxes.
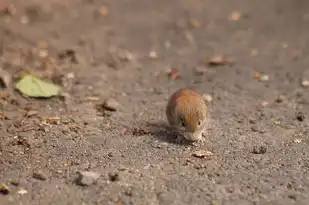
[15,74,61,98]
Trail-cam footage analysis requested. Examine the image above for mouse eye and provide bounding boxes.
[198,120,202,126]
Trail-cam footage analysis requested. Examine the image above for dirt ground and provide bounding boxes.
[1,0,309,204]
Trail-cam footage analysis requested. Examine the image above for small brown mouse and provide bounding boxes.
[166,88,208,143]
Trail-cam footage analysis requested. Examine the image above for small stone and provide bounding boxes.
[192,150,214,158]
[275,95,285,103]
[294,139,302,143]
[103,98,120,112]
[260,101,269,107]
[260,75,269,81]
[108,172,119,182]
[228,11,243,21]
[301,79,309,88]
[75,171,100,186]
[17,188,27,195]
[0,184,10,195]
[296,112,305,122]
[252,145,267,154]
[20,15,29,24]
[96,6,108,17]
[10,179,20,186]
[149,51,158,59]
[251,125,259,132]
[33,171,47,181]
[202,93,213,103]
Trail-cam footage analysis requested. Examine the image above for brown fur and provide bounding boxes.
[166,88,208,136]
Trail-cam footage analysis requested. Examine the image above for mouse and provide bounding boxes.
[165,88,208,143]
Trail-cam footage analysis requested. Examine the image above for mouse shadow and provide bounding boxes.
[146,121,193,146]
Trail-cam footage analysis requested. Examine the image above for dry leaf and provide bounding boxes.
[167,70,180,80]
[192,150,214,158]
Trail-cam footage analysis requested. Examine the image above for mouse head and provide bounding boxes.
[177,105,208,141]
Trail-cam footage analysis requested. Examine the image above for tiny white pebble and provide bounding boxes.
[20,16,29,24]
[17,189,28,195]
[301,79,309,87]
[294,139,302,143]
[39,49,48,58]
[149,51,158,59]
[260,75,269,81]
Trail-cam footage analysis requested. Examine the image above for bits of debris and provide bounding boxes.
[33,171,47,181]
[131,127,150,136]
[42,116,61,125]
[208,56,234,66]
[296,112,305,122]
[189,19,201,29]
[192,150,214,158]
[294,139,302,143]
[250,49,259,56]
[252,145,267,154]
[86,96,100,101]
[258,101,269,107]
[275,95,285,103]
[95,6,108,17]
[202,93,213,103]
[149,51,158,59]
[167,70,180,80]
[108,172,119,182]
[75,171,100,186]
[0,114,9,120]
[26,110,39,118]
[0,184,10,195]
[254,72,269,81]
[0,67,12,89]
[20,15,30,24]
[273,120,281,125]
[58,49,79,63]
[17,188,28,195]
[228,11,243,21]
[103,98,120,112]
[301,79,309,88]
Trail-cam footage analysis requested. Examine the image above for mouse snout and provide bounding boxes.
[183,130,203,141]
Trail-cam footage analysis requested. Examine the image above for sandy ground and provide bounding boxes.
[1,0,309,204]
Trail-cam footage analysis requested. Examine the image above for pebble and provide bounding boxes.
[149,51,158,59]
[301,79,309,88]
[252,145,267,154]
[17,188,28,195]
[75,171,100,186]
[108,172,119,182]
[33,171,47,181]
[296,112,305,122]
[0,184,10,195]
[103,98,120,112]
[275,95,285,103]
